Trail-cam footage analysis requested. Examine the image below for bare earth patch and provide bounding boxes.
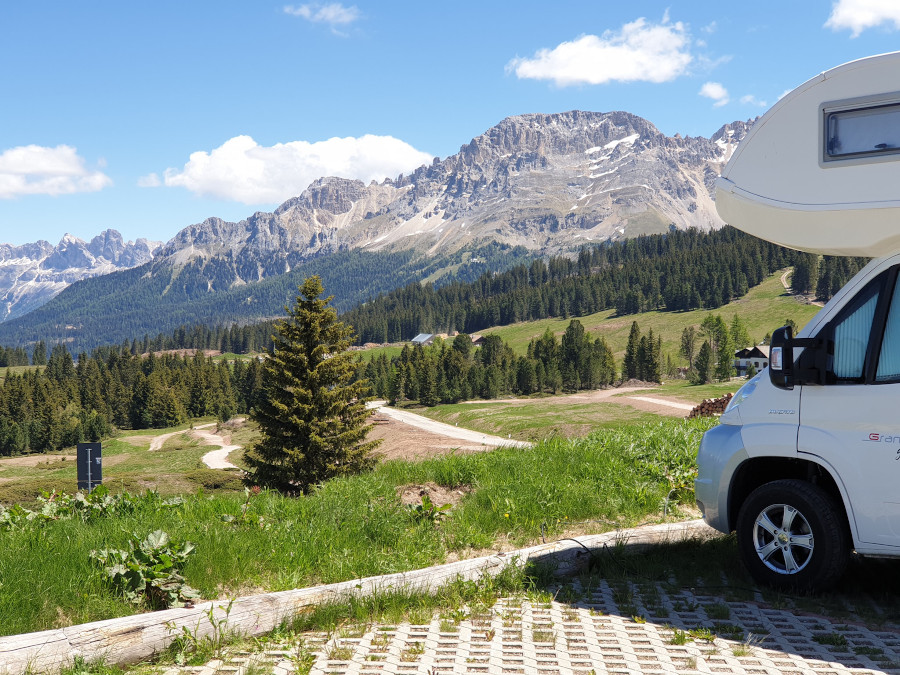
[457,384,656,406]
[617,397,689,417]
[453,384,689,418]
[367,411,498,461]
[397,482,472,509]
[0,454,75,468]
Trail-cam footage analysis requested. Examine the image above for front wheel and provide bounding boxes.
[736,479,849,592]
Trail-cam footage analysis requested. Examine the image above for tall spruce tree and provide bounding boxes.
[715,331,736,382]
[244,276,380,493]
[694,341,713,384]
[680,326,697,371]
[623,321,641,380]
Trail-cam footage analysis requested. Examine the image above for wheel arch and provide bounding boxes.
[727,456,855,541]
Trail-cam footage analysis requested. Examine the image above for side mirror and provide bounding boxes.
[769,326,794,390]
[769,325,831,390]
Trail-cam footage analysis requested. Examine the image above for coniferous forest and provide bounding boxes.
[342,227,867,345]
[0,226,870,457]
[48,227,864,357]
[0,345,263,456]
[358,322,619,406]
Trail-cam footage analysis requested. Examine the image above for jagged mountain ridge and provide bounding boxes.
[153,111,753,292]
[0,231,160,322]
[0,110,754,339]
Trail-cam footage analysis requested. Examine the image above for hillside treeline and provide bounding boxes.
[0,310,743,456]
[789,252,868,299]
[59,228,867,358]
[358,321,621,405]
[0,345,264,456]
[0,346,30,368]
[343,227,797,344]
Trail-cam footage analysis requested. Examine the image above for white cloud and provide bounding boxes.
[701,21,718,34]
[699,81,729,107]
[137,173,161,188]
[507,16,692,86]
[740,94,768,107]
[825,0,900,36]
[161,134,433,204]
[0,144,111,199]
[284,3,359,26]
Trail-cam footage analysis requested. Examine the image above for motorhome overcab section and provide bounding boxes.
[695,51,900,591]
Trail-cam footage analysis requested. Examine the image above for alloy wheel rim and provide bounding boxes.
[752,503,814,575]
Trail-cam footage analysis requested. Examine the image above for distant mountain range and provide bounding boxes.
[0,231,159,322]
[0,110,754,352]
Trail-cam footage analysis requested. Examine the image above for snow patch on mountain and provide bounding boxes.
[0,231,160,323]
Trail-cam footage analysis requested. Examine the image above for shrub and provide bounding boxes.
[91,530,200,610]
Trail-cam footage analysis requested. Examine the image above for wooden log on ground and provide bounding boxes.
[0,520,714,674]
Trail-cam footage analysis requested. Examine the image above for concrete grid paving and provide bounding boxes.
[159,577,900,675]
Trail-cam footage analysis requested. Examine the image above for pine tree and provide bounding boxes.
[791,253,819,294]
[244,276,380,493]
[623,321,641,380]
[419,358,439,406]
[637,336,649,381]
[32,340,47,366]
[694,342,713,384]
[646,332,662,383]
[715,330,735,382]
[680,326,697,371]
[388,366,406,405]
[729,315,751,350]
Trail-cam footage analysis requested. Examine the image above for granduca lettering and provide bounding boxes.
[767,409,796,415]
[863,433,900,443]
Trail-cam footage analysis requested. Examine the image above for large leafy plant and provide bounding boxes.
[91,530,200,609]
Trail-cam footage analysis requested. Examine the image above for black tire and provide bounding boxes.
[736,479,849,592]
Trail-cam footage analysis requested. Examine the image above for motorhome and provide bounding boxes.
[696,51,900,591]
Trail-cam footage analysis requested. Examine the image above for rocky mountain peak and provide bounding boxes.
[275,176,369,216]
[711,117,759,162]
[0,230,161,322]
[0,109,758,325]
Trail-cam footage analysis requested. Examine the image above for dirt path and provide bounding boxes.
[625,395,695,412]
[369,402,530,449]
[147,422,217,451]
[144,421,240,470]
[781,268,792,290]
[193,427,241,470]
[454,385,695,417]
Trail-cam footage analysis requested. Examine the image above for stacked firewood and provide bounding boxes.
[688,392,734,418]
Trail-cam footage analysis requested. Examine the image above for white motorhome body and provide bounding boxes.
[696,52,900,591]
[717,51,900,257]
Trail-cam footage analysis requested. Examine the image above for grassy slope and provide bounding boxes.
[484,271,820,360]
[0,422,248,504]
[0,418,713,637]
[355,271,821,363]
[419,401,662,442]
[0,364,42,383]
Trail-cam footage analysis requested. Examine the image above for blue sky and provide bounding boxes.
[2,1,900,247]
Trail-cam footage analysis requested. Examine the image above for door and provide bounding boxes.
[798,268,900,547]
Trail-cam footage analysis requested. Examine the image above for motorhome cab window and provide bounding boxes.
[825,101,900,161]
[832,285,879,380]
[877,274,900,381]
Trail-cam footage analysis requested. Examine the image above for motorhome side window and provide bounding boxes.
[832,282,880,380]
[876,273,900,381]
